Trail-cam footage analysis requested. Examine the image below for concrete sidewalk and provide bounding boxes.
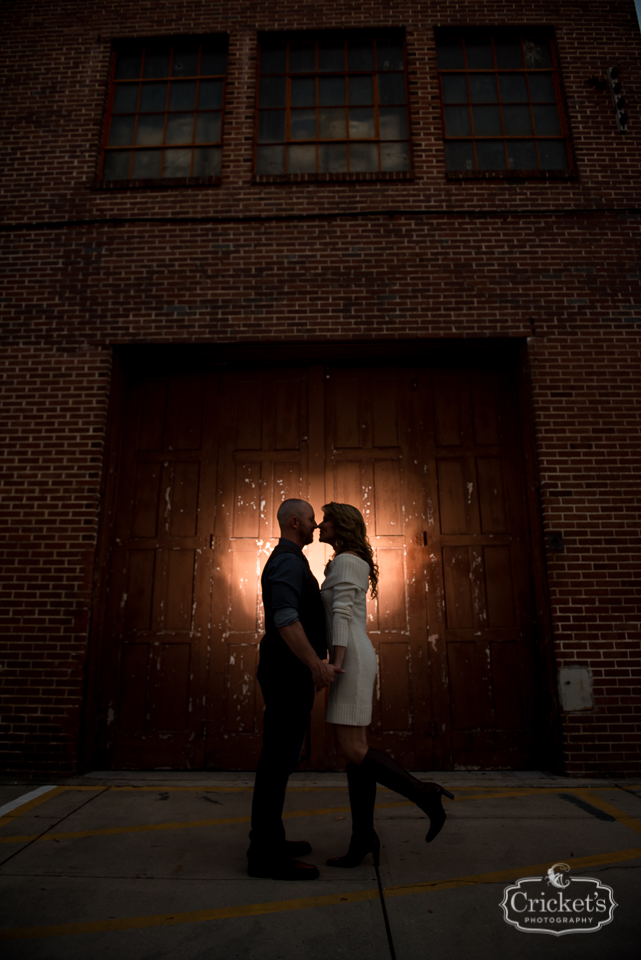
[0,770,639,959]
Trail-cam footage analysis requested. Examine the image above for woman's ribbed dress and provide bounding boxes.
[321,553,378,726]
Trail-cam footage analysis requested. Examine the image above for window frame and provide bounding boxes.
[253,29,414,182]
[97,34,229,190]
[435,27,576,180]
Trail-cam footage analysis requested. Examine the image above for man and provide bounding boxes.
[247,498,339,880]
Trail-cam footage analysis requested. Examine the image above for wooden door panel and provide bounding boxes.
[421,368,539,769]
[476,457,508,532]
[208,368,311,769]
[99,374,217,769]
[378,642,412,731]
[325,367,427,769]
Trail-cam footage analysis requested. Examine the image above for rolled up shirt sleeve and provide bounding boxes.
[331,581,358,647]
[273,606,300,628]
[267,553,306,628]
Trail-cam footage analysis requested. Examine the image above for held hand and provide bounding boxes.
[311,660,336,691]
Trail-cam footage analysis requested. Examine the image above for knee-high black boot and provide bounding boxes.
[360,748,454,843]
[327,761,380,868]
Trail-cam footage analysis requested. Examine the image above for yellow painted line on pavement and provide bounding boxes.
[2,786,636,847]
[0,787,70,830]
[0,801,422,846]
[1,846,639,942]
[572,789,641,837]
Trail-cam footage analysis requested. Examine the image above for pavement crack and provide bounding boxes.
[0,787,111,869]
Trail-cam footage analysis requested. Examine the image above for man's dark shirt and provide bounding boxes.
[259,539,326,676]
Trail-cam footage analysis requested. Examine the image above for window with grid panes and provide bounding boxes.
[436,31,572,174]
[100,37,227,183]
[256,33,411,176]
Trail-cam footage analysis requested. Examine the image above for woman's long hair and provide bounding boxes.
[322,501,379,597]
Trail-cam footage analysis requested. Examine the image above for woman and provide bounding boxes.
[319,501,454,868]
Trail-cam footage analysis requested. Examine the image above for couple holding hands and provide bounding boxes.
[247,498,454,881]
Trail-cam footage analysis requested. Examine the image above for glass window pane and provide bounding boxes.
[102,150,131,179]
[319,41,345,72]
[495,41,523,69]
[507,139,537,169]
[198,80,224,109]
[259,77,286,108]
[319,142,348,172]
[380,141,410,171]
[108,115,136,146]
[115,53,142,80]
[349,107,375,139]
[377,42,404,71]
[319,77,346,106]
[291,78,316,107]
[288,144,316,172]
[444,140,474,170]
[162,147,192,177]
[139,82,168,112]
[349,142,378,171]
[165,114,195,143]
[469,75,498,103]
[348,41,375,71]
[261,45,286,74]
[256,144,285,174]
[143,50,170,78]
[132,149,162,178]
[503,105,533,135]
[437,39,465,69]
[201,47,227,75]
[539,140,568,169]
[499,74,528,102]
[444,106,472,136]
[476,140,506,169]
[193,146,222,176]
[472,105,502,135]
[442,75,468,103]
[319,108,346,138]
[523,39,552,69]
[465,41,494,69]
[195,112,222,143]
[379,106,408,140]
[169,81,197,111]
[257,110,285,143]
[135,115,165,145]
[349,76,374,105]
[290,109,316,140]
[533,104,562,135]
[172,48,199,77]
[528,74,556,102]
[378,73,406,104]
[112,84,139,113]
[289,43,315,73]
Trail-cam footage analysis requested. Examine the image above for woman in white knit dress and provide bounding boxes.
[319,502,454,868]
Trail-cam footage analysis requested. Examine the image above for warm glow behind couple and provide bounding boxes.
[247,498,454,881]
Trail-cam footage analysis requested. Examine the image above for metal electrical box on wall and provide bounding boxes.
[558,666,594,712]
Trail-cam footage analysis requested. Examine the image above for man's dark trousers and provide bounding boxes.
[249,663,315,860]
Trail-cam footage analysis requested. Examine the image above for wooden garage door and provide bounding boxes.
[96,361,540,770]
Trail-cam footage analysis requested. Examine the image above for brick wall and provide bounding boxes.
[1,0,640,776]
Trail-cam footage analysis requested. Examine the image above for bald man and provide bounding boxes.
[247,499,338,880]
